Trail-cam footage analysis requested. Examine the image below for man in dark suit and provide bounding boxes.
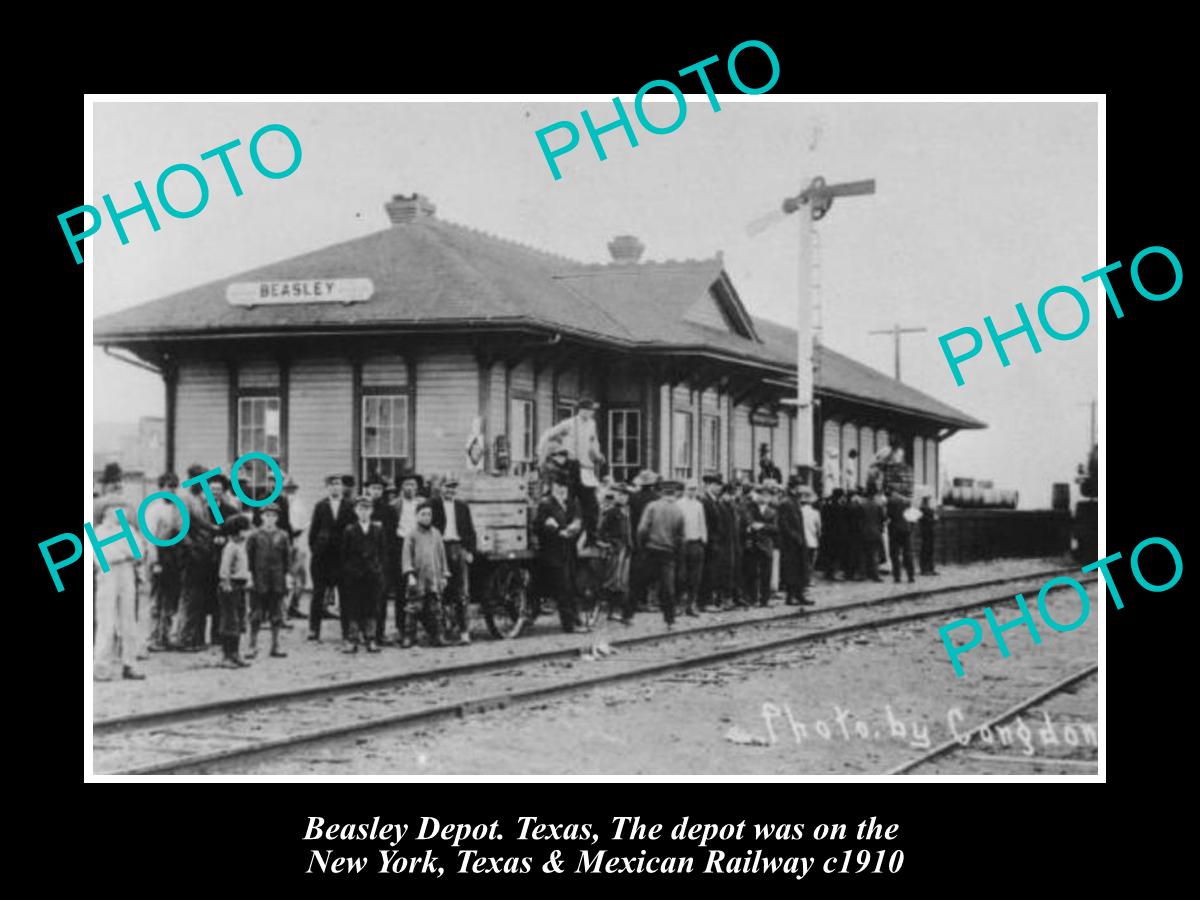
[743,484,779,606]
[698,473,727,611]
[858,491,885,582]
[534,478,583,633]
[430,477,478,644]
[365,471,401,644]
[777,477,810,605]
[307,474,356,641]
[339,495,385,653]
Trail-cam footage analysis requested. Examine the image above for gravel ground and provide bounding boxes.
[93,557,1071,722]
[217,574,1099,776]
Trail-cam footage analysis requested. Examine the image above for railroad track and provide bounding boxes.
[96,566,1091,775]
[886,664,1099,776]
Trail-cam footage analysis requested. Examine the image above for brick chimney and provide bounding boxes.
[385,193,436,224]
[607,234,645,264]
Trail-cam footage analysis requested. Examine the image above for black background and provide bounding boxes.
[27,23,1183,890]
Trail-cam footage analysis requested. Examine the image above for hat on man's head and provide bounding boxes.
[186,463,206,480]
[157,471,179,489]
[577,397,597,411]
[659,480,683,493]
[634,469,660,487]
[341,474,357,490]
[702,473,723,485]
[786,475,804,491]
[261,503,282,515]
[325,473,343,485]
[443,478,460,489]
[354,494,373,509]
[283,475,299,491]
[101,462,123,486]
[365,471,386,488]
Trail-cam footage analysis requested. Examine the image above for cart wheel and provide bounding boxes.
[484,563,530,639]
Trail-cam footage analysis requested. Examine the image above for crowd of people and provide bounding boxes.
[91,399,939,682]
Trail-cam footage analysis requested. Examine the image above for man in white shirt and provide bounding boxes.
[677,479,708,617]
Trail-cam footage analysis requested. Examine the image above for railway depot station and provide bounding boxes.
[94,192,983,508]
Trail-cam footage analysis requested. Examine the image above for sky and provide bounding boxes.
[91,99,1097,508]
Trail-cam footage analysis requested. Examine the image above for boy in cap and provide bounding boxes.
[246,503,290,658]
[217,515,253,668]
[339,495,385,653]
[401,500,451,647]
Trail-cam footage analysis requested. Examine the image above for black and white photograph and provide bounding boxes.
[86,98,1099,778]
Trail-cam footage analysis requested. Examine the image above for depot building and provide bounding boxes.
[94,193,984,510]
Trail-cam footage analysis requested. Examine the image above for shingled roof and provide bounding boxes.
[94,202,983,430]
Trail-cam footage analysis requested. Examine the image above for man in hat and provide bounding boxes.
[918,495,938,575]
[142,471,183,651]
[627,470,660,612]
[339,495,385,653]
[430,477,477,645]
[856,489,885,582]
[595,483,632,621]
[676,479,707,617]
[699,473,728,612]
[365,471,401,643]
[777,477,810,606]
[886,490,916,584]
[757,444,782,484]
[307,474,356,641]
[743,483,779,606]
[718,482,746,608]
[93,463,147,680]
[537,398,606,539]
[635,479,685,625]
[534,477,584,632]
[283,475,310,621]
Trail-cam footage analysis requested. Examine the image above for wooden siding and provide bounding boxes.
[510,359,535,396]
[361,354,408,387]
[416,347,479,478]
[289,358,353,512]
[175,359,229,472]
[732,403,752,475]
[237,358,280,389]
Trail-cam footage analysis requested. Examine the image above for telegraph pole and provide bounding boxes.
[869,323,928,381]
